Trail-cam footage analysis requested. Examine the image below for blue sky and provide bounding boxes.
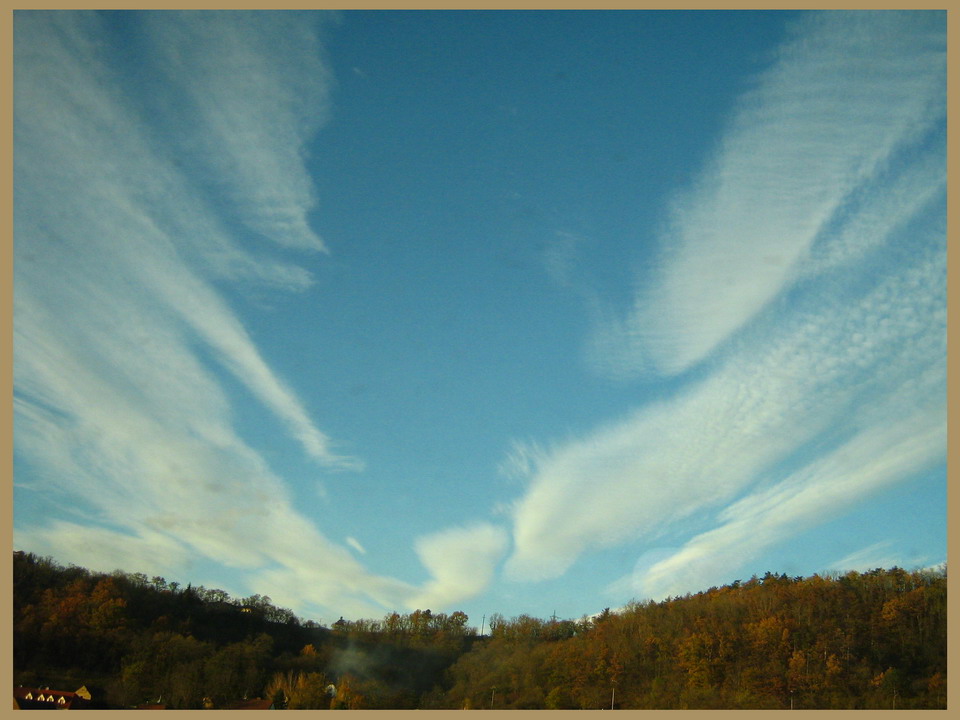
[13,10,946,626]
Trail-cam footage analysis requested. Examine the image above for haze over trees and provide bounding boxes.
[13,551,946,709]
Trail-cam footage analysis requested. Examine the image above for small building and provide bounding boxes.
[13,687,88,710]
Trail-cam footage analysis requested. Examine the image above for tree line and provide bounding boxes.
[444,569,946,709]
[12,551,946,709]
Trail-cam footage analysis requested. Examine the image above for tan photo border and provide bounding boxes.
[1,1,955,717]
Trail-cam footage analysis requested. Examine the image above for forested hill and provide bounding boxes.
[12,551,946,709]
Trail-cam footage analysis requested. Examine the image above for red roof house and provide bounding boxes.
[13,687,87,710]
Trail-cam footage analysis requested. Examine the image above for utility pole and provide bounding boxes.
[480,614,485,637]
[611,686,615,710]
[490,687,496,709]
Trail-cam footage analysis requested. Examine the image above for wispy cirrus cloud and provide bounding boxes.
[625,390,945,600]
[506,11,945,592]
[506,257,946,585]
[12,10,454,619]
[588,10,945,379]
[346,537,368,555]
[826,542,915,577]
[135,11,333,254]
[15,11,346,464]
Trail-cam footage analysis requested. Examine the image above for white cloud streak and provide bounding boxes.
[631,397,945,600]
[509,192,944,585]
[346,537,367,555]
[137,11,333,253]
[14,10,348,467]
[826,542,907,576]
[409,524,509,610]
[591,11,945,378]
[14,521,195,580]
[12,10,457,619]
[506,11,945,591]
